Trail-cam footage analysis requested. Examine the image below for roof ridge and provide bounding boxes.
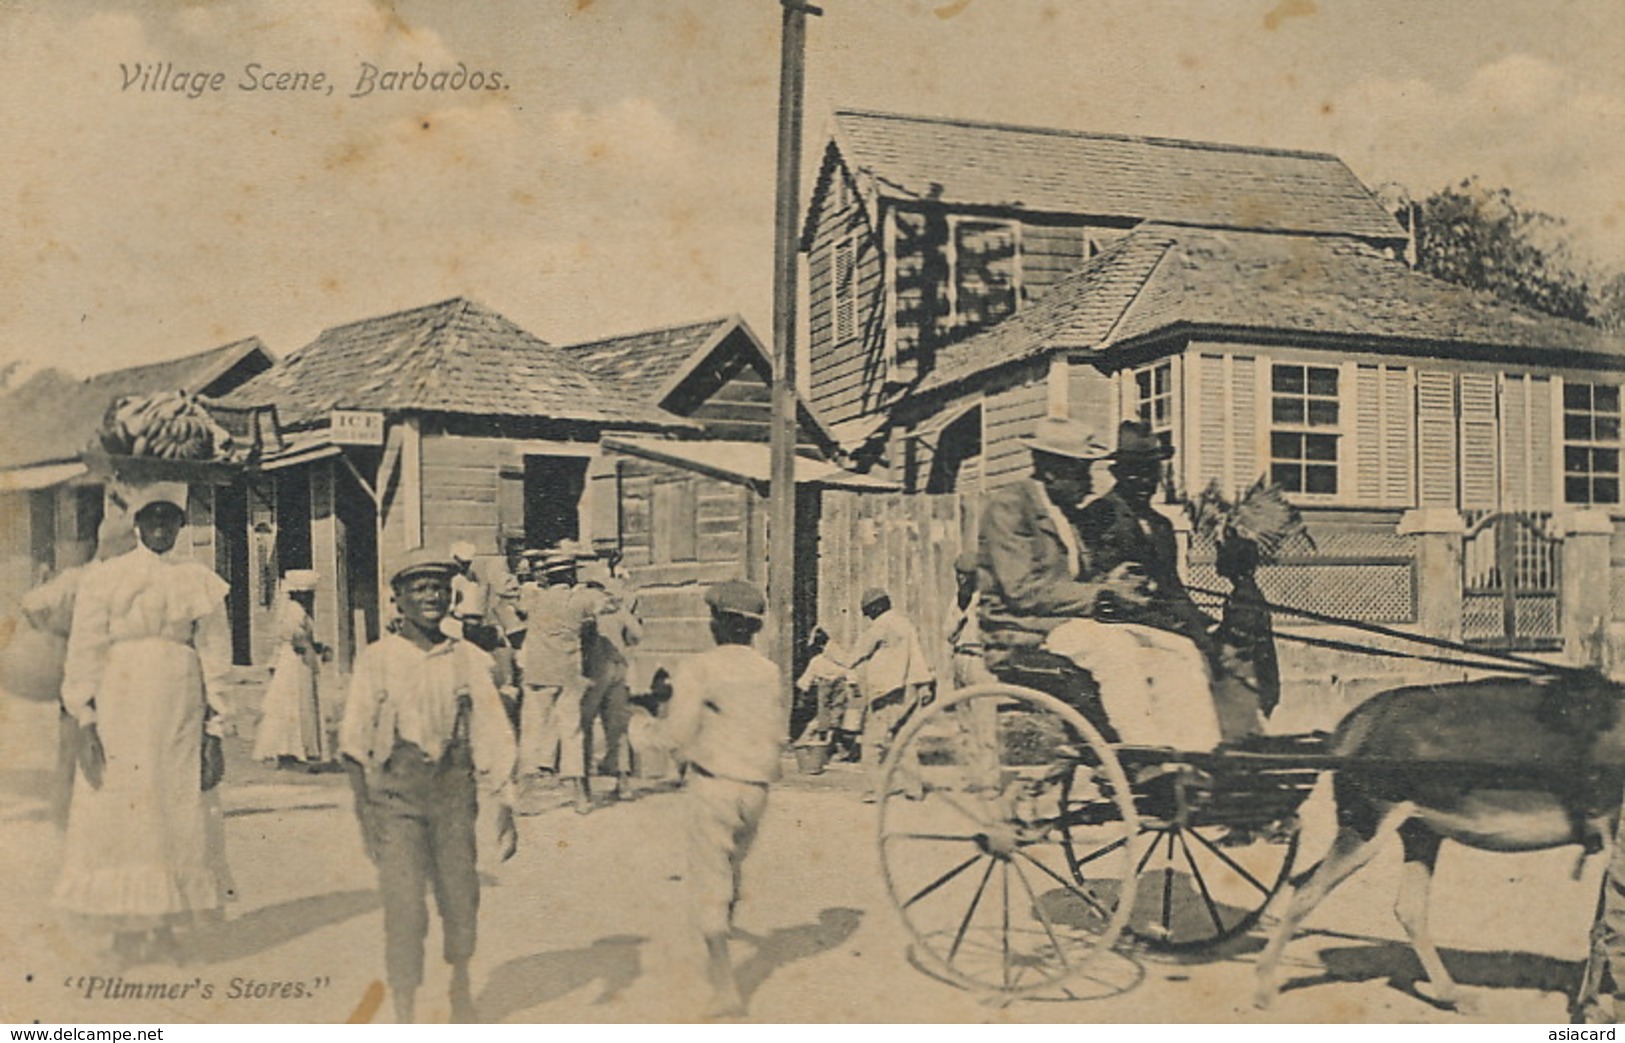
[559,314,735,351]
[79,336,265,386]
[833,107,1343,163]
[311,296,474,340]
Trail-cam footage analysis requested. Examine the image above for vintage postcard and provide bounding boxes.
[3,0,1625,1026]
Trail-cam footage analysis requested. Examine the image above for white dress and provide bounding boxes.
[251,598,324,762]
[53,545,234,928]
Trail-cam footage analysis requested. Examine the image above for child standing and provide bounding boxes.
[339,548,518,1023]
[664,579,782,1017]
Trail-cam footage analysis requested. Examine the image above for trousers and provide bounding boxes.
[1043,619,1222,751]
[519,680,582,776]
[686,770,769,937]
[582,679,633,776]
[365,740,480,993]
[863,686,924,798]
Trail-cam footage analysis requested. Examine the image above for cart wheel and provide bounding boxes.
[877,683,1142,996]
[1119,819,1299,951]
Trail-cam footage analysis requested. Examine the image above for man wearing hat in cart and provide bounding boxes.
[340,547,518,1024]
[663,578,781,1018]
[1060,419,1224,750]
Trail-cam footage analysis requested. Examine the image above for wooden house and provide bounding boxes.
[217,297,690,671]
[800,108,1625,721]
[801,108,1409,449]
[0,338,276,656]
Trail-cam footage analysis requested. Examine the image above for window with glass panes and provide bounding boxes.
[1270,364,1340,495]
[1135,361,1174,454]
[1563,383,1621,505]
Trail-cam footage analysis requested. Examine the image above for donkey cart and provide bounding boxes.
[875,664,1327,999]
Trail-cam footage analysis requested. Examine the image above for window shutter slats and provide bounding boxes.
[1383,367,1415,506]
[1417,370,1457,507]
[1232,356,1258,487]
[1356,365,1382,503]
[1459,372,1499,510]
[1197,355,1225,491]
[1529,376,1553,509]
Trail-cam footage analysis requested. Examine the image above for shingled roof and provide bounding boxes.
[815,109,1405,243]
[559,316,738,405]
[911,226,1625,402]
[220,298,683,429]
[0,337,275,470]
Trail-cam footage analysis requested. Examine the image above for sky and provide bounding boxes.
[3,0,1625,378]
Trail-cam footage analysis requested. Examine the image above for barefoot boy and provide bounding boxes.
[664,579,782,1017]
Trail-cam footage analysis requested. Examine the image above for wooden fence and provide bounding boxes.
[814,489,967,687]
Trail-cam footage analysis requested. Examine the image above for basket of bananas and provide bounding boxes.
[84,391,242,484]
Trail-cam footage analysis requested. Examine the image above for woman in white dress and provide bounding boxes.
[54,481,234,963]
[251,570,326,766]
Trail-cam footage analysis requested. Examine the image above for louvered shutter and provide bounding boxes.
[1529,376,1553,509]
[1459,372,1499,510]
[1417,370,1457,507]
[1356,365,1383,503]
[1197,354,1225,491]
[1231,356,1258,487]
[1383,367,1416,505]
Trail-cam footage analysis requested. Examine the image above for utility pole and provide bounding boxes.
[769,0,819,726]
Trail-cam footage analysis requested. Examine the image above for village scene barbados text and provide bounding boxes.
[10,0,1625,1035]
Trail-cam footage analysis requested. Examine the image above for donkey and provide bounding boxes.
[1253,669,1625,1011]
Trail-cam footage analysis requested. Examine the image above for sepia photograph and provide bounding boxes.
[4,0,1625,1026]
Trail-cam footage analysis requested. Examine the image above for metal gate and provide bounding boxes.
[1461,510,1562,650]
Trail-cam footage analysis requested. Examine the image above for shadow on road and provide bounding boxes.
[734,907,863,1003]
[477,933,648,1022]
[1282,939,1583,1005]
[188,890,380,964]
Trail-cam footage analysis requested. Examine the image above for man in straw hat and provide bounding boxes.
[515,544,601,814]
[663,578,781,1018]
[339,547,518,1023]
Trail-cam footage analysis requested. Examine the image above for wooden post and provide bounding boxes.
[769,0,819,727]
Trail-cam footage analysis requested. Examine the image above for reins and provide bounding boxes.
[1185,583,1573,678]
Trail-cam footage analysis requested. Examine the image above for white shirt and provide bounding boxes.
[665,643,783,785]
[340,634,517,801]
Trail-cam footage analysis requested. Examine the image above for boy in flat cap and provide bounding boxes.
[664,578,782,1017]
[340,547,519,1023]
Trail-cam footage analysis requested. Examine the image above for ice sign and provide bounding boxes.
[329,409,385,446]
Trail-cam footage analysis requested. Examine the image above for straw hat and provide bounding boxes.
[1019,418,1111,461]
[283,570,319,592]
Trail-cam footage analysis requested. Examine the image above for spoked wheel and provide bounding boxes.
[1116,818,1300,951]
[1059,750,1300,948]
[877,684,1142,997]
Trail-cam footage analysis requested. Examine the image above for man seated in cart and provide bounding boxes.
[976,417,1227,751]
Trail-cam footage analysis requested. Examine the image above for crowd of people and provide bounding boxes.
[8,416,1368,1022]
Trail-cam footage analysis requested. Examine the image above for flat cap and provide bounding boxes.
[860,587,890,611]
[705,579,765,620]
[390,547,457,586]
[953,550,979,574]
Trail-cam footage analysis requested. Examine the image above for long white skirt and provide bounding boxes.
[1043,619,1223,752]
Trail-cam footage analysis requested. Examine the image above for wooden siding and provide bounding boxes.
[983,375,1049,489]
[419,433,503,557]
[616,455,765,685]
[807,161,886,425]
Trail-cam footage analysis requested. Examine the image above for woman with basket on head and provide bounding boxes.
[54,481,236,964]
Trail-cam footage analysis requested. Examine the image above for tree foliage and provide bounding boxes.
[1417,178,1594,324]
